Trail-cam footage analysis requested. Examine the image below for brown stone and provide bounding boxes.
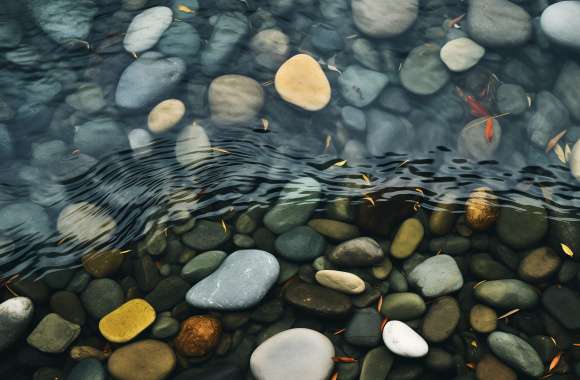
[429,199,458,235]
[107,340,176,380]
[421,296,460,343]
[476,354,517,380]
[148,99,185,134]
[518,246,561,282]
[82,250,124,278]
[174,316,221,357]
[307,218,360,241]
[465,187,499,231]
[469,304,497,333]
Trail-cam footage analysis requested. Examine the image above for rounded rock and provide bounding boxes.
[518,246,561,283]
[382,321,428,358]
[496,203,547,249]
[540,1,580,51]
[380,292,426,321]
[82,250,124,278]
[474,279,538,310]
[465,187,500,231]
[440,37,485,72]
[487,331,543,378]
[421,297,460,343]
[401,44,450,96]
[107,340,176,380]
[209,75,264,125]
[469,304,497,333]
[250,29,290,71]
[123,7,173,53]
[148,99,185,134]
[81,279,124,319]
[99,299,156,343]
[174,316,221,357]
[315,270,365,295]
[0,297,34,351]
[408,255,464,298]
[328,237,384,267]
[57,202,116,245]
[352,0,418,38]
[390,218,424,259]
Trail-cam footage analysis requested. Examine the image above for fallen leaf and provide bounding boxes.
[331,372,339,380]
[261,118,269,131]
[550,336,558,347]
[220,219,228,234]
[548,352,562,372]
[376,295,383,312]
[470,340,478,349]
[177,4,195,13]
[380,317,389,332]
[545,129,567,153]
[325,135,332,151]
[466,362,476,370]
[362,173,371,184]
[527,95,533,109]
[334,328,346,335]
[210,147,231,154]
[261,80,273,86]
[565,144,572,161]
[363,196,375,206]
[334,160,347,167]
[497,308,520,320]
[561,243,574,257]
[473,280,487,289]
[327,64,342,74]
[447,14,466,28]
[554,144,567,164]
[332,357,357,363]
[572,343,580,347]
[119,249,132,255]
[397,159,410,168]
[131,51,138,59]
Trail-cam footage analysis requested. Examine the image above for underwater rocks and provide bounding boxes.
[400,44,450,96]
[27,313,81,353]
[201,13,249,76]
[175,122,211,167]
[466,0,531,47]
[107,340,176,380]
[123,6,173,54]
[408,255,464,298]
[338,65,388,108]
[487,332,544,377]
[0,297,34,351]
[351,0,418,38]
[209,75,264,125]
[365,109,413,156]
[382,321,428,358]
[147,99,185,134]
[440,38,485,72]
[541,1,580,51]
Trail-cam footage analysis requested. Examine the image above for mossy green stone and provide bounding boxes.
[360,346,394,380]
[390,218,424,259]
[380,292,426,320]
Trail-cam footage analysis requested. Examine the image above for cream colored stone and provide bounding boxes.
[209,75,264,125]
[57,202,116,244]
[274,54,331,111]
[148,99,185,133]
[315,270,365,295]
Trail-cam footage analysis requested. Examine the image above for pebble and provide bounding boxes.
[421,297,460,343]
[380,292,426,321]
[175,122,211,167]
[345,308,382,347]
[351,0,418,38]
[467,0,532,47]
[496,203,547,249]
[174,316,221,357]
[496,84,529,115]
[82,250,124,278]
[542,285,580,330]
[554,61,580,122]
[540,1,580,50]
[474,279,539,309]
[81,279,124,319]
[382,321,428,358]
[284,282,352,318]
[470,304,498,334]
[401,44,450,96]
[518,246,561,282]
[408,255,463,298]
[339,65,388,107]
[0,297,34,351]
[209,75,264,125]
[182,220,231,251]
[365,109,414,156]
[29,0,97,45]
[151,315,180,339]
[49,291,86,326]
[65,83,106,114]
[307,219,359,241]
[74,118,128,158]
[458,117,502,160]
[186,250,279,310]
[27,313,80,353]
[158,21,201,61]
[123,7,173,53]
[148,99,185,134]
[310,24,343,54]
[328,237,384,266]
[487,331,544,377]
[99,299,156,343]
[476,354,517,380]
[201,13,249,76]
[0,202,51,239]
[527,91,570,148]
[390,218,424,259]
[360,347,394,380]
[315,270,365,295]
[341,106,366,132]
[274,54,331,111]
[250,329,335,380]
[440,38,485,72]
[145,276,190,312]
[181,250,227,283]
[115,52,186,110]
[107,340,176,380]
[274,226,326,262]
[0,19,22,49]
[250,29,290,71]
[68,359,106,380]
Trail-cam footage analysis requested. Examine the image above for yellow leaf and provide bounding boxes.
[363,196,375,206]
[473,280,487,289]
[561,243,574,257]
[497,308,520,320]
[325,135,332,150]
[361,173,371,184]
[545,129,567,153]
[334,160,347,167]
[210,147,231,154]
[554,144,567,164]
[177,4,195,13]
[220,219,228,234]
[470,340,478,349]
[261,118,269,131]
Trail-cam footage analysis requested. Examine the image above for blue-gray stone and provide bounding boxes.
[274,226,326,262]
[68,359,105,380]
[474,279,539,309]
[0,202,51,239]
[115,52,186,110]
[366,109,413,156]
[339,65,388,107]
[201,13,249,76]
[554,61,580,122]
[341,106,366,132]
[73,118,128,158]
[0,19,22,48]
[496,84,528,115]
[158,22,201,61]
[181,250,227,283]
[0,125,13,160]
[186,250,280,310]
[310,24,344,54]
[31,140,67,167]
[345,307,381,347]
[527,91,569,148]
[408,254,464,298]
[488,332,543,377]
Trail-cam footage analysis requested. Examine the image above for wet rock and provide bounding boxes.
[408,255,463,298]
[382,321,428,358]
[474,279,539,309]
[380,292,426,321]
[50,291,86,326]
[440,38,485,72]
[201,13,249,76]
[107,340,176,380]
[181,250,227,283]
[458,117,502,160]
[307,219,359,241]
[0,202,51,239]
[124,6,173,53]
[68,359,105,380]
[65,83,106,114]
[209,75,264,125]
[467,0,532,47]
[469,304,497,333]
[274,226,326,262]
[0,19,22,48]
[465,188,499,231]
[352,38,381,71]
[115,52,186,110]
[27,313,81,353]
[542,285,580,330]
[476,354,517,380]
[158,21,201,61]
[496,84,529,115]
[540,1,580,51]
[390,218,424,259]
[351,0,418,38]
[339,65,388,107]
[328,237,384,267]
[360,346,394,380]
[250,29,290,71]
[57,202,116,245]
[29,0,97,45]
[518,246,561,282]
[151,315,179,339]
[74,118,128,157]
[284,282,352,318]
[487,331,543,377]
[310,24,343,54]
[0,297,34,351]
[496,203,547,249]
[81,279,124,319]
[345,307,382,347]
[366,109,414,156]
[182,220,231,250]
[174,316,221,357]
[401,44,450,96]
[527,91,570,148]
[422,296,460,344]
[274,54,331,111]
[175,122,211,167]
[148,99,186,134]
[554,61,580,122]
[186,250,279,310]
[145,276,190,312]
[250,329,334,380]
[315,270,365,295]
[470,254,512,280]
[99,299,156,343]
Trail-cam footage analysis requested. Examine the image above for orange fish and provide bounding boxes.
[465,95,490,118]
[484,117,494,142]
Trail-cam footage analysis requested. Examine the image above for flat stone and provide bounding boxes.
[0,297,34,351]
[250,329,334,380]
[554,61,580,122]
[540,1,580,50]
[382,321,428,358]
[151,316,179,339]
[542,285,580,330]
[284,282,352,318]
[307,219,359,241]
[209,75,264,125]
[27,313,80,353]
[487,331,543,377]
[345,308,382,347]
[496,203,547,249]
[275,226,326,262]
[408,255,464,298]
[315,270,365,295]
[82,250,124,278]
[474,279,539,310]
[467,0,532,47]
[148,99,185,134]
[99,299,156,343]
[352,0,418,38]
[186,250,280,310]
[274,54,331,111]
[81,279,124,319]
[181,250,227,283]
[440,38,485,72]
[390,218,424,259]
[338,65,388,107]
[380,292,426,321]
[201,13,249,76]
[328,237,384,267]
[421,297,460,343]
[145,276,190,312]
[496,84,529,115]
[74,118,128,158]
[123,6,173,53]
[182,220,231,251]
[401,44,450,96]
[518,247,561,282]
[158,21,201,61]
[108,340,176,380]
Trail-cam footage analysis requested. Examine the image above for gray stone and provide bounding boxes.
[401,44,450,96]
[540,1,580,50]
[339,65,388,107]
[467,0,532,47]
[542,285,580,330]
[496,202,547,250]
[209,75,264,125]
[250,29,290,71]
[440,38,485,72]
[151,316,180,339]
[408,255,464,298]
[65,83,106,114]
[474,279,539,309]
[74,118,128,158]
[554,61,580,122]
[345,308,381,347]
[158,21,201,61]
[181,250,227,283]
[487,332,543,377]
[496,84,528,115]
[81,279,124,319]
[328,237,384,267]
[68,359,106,380]
[145,276,189,312]
[310,24,343,54]
[175,123,211,168]
[380,292,426,321]
[284,282,352,317]
[360,347,394,380]
[0,202,51,239]
[182,220,231,251]
[0,297,34,351]
[352,0,418,38]
[123,6,173,53]
[275,226,326,262]
[352,38,381,71]
[341,106,366,132]
[527,91,570,148]
[115,52,186,110]
[27,313,80,353]
[29,0,97,45]
[186,250,280,310]
[458,117,502,160]
[366,109,413,156]
[201,13,249,76]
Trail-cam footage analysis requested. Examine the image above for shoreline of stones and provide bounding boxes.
[1,185,580,380]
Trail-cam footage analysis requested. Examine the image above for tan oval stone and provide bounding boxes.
[107,340,176,380]
[274,54,331,111]
[476,354,517,380]
[469,304,497,333]
[82,249,124,278]
[518,246,561,283]
[390,218,424,259]
[307,218,360,241]
[99,299,156,343]
[465,187,499,231]
[57,202,116,244]
[315,270,366,295]
[148,99,185,133]
[209,75,264,125]
[174,316,221,357]
[429,201,457,236]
